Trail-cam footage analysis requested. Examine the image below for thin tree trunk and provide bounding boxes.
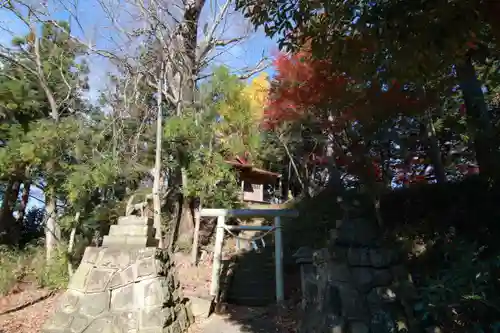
[45,191,59,262]
[153,70,165,249]
[191,200,201,265]
[325,135,345,193]
[34,29,61,261]
[425,113,446,183]
[16,180,31,223]
[277,134,305,191]
[34,34,59,122]
[67,212,80,277]
[456,55,499,178]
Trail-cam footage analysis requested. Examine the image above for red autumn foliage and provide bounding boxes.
[264,49,430,183]
[459,103,466,116]
[264,50,429,130]
[264,50,351,129]
[372,161,383,181]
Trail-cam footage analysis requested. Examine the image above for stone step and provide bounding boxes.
[231,278,275,286]
[236,266,275,272]
[108,225,153,237]
[228,288,276,296]
[226,295,275,307]
[188,297,213,319]
[102,235,158,247]
[117,215,152,226]
[230,286,275,294]
[232,276,274,283]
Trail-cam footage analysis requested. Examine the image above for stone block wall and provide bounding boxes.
[43,246,193,333]
[297,218,417,333]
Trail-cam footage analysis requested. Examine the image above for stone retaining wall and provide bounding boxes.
[296,218,417,333]
[43,246,193,333]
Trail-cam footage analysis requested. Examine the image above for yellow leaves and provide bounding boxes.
[208,69,268,162]
[218,72,270,122]
[241,72,270,121]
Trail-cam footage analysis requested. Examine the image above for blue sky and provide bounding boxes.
[0,0,277,210]
[0,0,277,101]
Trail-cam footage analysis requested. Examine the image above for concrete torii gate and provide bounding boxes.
[200,208,299,305]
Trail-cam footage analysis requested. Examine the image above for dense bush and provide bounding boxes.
[379,177,500,332]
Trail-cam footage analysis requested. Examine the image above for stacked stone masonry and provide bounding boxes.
[102,216,159,247]
[297,218,416,333]
[43,216,192,333]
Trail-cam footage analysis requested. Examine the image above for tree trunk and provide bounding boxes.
[45,191,59,262]
[176,168,195,248]
[153,71,165,249]
[456,55,499,178]
[180,0,205,105]
[16,180,31,223]
[34,36,59,122]
[425,114,446,183]
[177,202,195,247]
[0,179,21,244]
[191,200,201,265]
[67,227,76,276]
[67,212,80,277]
[163,0,205,251]
[325,136,344,194]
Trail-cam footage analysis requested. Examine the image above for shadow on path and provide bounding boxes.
[199,304,297,333]
[198,234,301,332]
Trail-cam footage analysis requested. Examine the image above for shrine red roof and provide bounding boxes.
[225,156,281,182]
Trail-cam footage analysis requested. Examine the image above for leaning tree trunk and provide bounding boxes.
[456,55,499,179]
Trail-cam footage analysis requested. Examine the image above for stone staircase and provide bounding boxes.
[227,248,276,306]
[42,215,192,333]
[102,215,159,247]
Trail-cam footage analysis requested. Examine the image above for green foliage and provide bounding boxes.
[0,20,130,251]
[414,239,500,332]
[0,244,35,295]
[207,66,264,161]
[32,245,69,289]
[0,243,68,295]
[185,147,240,206]
[0,21,88,125]
[163,66,270,208]
[163,109,241,208]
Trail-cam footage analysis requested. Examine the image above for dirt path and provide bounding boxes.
[0,289,62,333]
[0,252,298,333]
[189,305,297,333]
